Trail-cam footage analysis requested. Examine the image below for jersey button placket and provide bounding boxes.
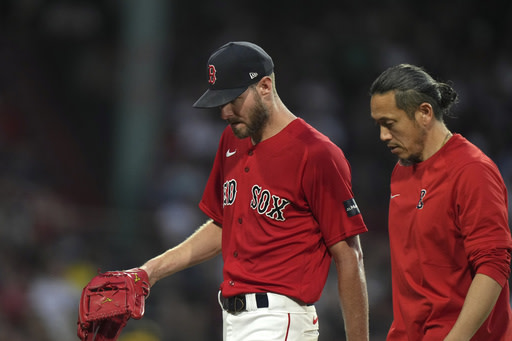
[245,149,253,172]
[234,219,241,259]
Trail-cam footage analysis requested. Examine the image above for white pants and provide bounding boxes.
[219,292,319,341]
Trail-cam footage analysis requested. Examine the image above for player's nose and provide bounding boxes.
[220,103,234,121]
[380,126,392,142]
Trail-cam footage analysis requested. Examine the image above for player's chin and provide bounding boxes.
[231,124,249,139]
[399,153,423,165]
[393,148,412,163]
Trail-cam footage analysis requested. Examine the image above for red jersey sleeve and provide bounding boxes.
[302,142,367,247]
[454,160,512,286]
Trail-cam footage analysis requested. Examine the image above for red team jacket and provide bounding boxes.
[387,133,512,340]
[199,118,367,304]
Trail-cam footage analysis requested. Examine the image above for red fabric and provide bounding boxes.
[386,134,512,340]
[199,118,367,303]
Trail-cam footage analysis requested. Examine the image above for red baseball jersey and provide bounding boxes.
[199,118,367,303]
[387,134,512,340]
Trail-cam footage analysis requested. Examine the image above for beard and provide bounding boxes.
[230,92,269,144]
[397,123,427,166]
[399,154,422,166]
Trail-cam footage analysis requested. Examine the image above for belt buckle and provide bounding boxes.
[233,296,245,312]
[223,295,245,313]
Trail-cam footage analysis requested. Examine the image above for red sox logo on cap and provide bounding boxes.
[193,41,274,108]
[208,65,217,85]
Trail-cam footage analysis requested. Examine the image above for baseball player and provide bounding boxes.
[139,41,369,340]
[370,64,512,340]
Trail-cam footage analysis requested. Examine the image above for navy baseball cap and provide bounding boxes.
[193,41,274,108]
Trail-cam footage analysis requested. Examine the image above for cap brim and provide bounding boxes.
[193,87,248,108]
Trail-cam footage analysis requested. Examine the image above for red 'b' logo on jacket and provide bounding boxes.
[208,65,216,84]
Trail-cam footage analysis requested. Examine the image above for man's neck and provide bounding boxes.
[252,102,296,144]
[422,123,452,161]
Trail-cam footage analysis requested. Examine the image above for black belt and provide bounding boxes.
[220,293,269,313]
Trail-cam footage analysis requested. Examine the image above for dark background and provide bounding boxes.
[1,1,511,340]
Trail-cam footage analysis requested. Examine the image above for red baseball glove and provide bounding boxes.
[77,268,150,341]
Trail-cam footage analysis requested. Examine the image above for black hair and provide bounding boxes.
[369,64,458,120]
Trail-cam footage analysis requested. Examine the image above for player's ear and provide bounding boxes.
[256,76,273,96]
[415,102,434,125]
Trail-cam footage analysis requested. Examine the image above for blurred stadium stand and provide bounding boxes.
[0,0,511,340]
